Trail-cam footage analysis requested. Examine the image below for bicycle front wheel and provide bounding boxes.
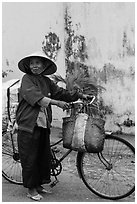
[77,134,135,200]
[2,131,23,185]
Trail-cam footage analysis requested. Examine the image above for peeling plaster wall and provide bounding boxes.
[64,2,135,134]
[3,3,135,133]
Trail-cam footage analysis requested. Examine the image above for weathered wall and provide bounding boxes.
[2,2,135,133]
[64,2,135,134]
[2,2,67,127]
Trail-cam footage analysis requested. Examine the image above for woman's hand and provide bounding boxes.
[50,99,70,110]
[56,101,70,110]
[78,93,94,100]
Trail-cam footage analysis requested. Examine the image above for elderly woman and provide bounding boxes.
[16,50,90,201]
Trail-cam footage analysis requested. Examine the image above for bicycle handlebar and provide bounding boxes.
[67,95,97,116]
[69,95,96,106]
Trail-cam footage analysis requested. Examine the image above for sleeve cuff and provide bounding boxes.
[38,97,51,107]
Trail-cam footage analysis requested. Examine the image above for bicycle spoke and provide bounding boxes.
[3,157,13,175]
[2,131,22,185]
[77,135,135,200]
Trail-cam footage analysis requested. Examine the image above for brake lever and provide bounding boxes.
[89,96,96,105]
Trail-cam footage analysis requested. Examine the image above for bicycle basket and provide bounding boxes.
[62,113,105,153]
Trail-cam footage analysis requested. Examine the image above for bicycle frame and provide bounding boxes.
[50,139,72,163]
[49,131,125,179]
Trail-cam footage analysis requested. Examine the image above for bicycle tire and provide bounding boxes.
[77,134,135,200]
[2,131,23,185]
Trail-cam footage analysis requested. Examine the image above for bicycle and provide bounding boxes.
[2,85,135,200]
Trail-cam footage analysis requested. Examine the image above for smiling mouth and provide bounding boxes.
[31,68,43,75]
[31,69,40,73]
[32,68,38,70]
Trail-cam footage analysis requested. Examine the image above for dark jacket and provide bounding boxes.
[16,74,79,133]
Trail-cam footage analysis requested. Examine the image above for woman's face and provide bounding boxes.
[29,57,45,75]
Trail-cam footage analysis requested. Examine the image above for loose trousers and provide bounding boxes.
[17,126,51,188]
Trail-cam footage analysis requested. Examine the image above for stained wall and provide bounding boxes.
[64,2,135,134]
[2,2,135,133]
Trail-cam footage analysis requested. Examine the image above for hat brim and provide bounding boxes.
[18,52,57,75]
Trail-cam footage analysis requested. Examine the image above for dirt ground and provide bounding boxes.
[2,127,135,202]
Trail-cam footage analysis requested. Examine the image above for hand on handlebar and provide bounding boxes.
[56,101,70,110]
[81,94,93,100]
[56,95,96,111]
[78,94,96,105]
[79,93,95,101]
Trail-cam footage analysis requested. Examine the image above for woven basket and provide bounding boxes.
[62,113,105,153]
[84,116,105,152]
[62,116,76,150]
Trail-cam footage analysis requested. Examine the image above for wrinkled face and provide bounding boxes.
[29,57,45,75]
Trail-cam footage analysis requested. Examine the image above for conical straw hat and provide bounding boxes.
[18,50,57,75]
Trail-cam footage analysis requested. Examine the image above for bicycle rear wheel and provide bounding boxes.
[77,134,135,200]
[2,131,23,185]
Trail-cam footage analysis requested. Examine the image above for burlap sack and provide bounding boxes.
[84,116,105,152]
[62,113,105,153]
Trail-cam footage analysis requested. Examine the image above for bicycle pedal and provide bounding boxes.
[50,180,59,188]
